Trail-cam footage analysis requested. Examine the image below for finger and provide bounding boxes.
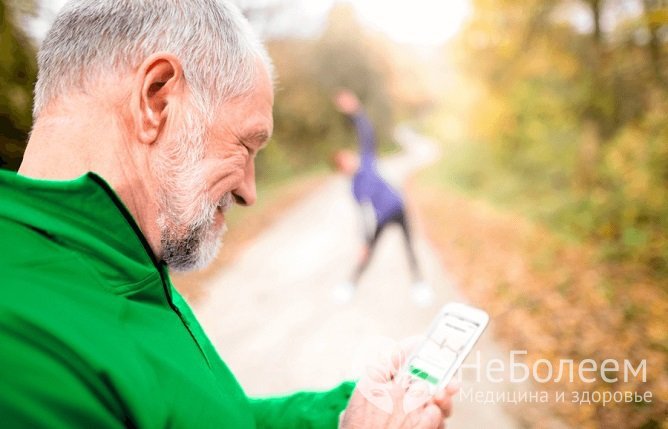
[445,381,460,395]
[432,383,459,419]
[434,381,460,401]
[432,382,459,412]
[431,393,453,419]
[416,404,444,429]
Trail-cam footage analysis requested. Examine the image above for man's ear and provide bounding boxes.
[132,53,185,145]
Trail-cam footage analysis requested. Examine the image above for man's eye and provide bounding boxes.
[241,143,255,157]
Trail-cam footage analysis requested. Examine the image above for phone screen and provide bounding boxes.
[406,311,483,388]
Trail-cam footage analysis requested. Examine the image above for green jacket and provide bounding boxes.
[0,170,353,428]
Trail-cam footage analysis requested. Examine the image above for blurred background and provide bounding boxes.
[1,0,667,428]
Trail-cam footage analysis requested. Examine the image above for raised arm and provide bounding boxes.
[352,111,377,169]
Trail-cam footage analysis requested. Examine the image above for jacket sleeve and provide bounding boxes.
[352,111,376,168]
[248,381,355,429]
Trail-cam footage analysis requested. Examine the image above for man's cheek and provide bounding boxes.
[201,156,246,189]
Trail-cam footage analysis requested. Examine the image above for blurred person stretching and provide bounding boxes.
[0,1,455,428]
[333,90,433,306]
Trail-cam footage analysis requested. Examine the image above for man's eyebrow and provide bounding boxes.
[242,130,271,149]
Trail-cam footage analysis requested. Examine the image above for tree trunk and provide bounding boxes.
[642,0,665,84]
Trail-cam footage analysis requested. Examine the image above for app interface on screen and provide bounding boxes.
[407,313,479,385]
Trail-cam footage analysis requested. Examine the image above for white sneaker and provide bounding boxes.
[411,282,433,307]
[332,282,355,304]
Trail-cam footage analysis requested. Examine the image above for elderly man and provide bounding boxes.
[0,1,455,428]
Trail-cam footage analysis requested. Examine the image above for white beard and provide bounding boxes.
[151,109,231,272]
[158,193,232,272]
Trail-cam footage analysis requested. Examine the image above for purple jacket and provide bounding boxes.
[350,111,404,226]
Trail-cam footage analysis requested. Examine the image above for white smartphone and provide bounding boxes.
[403,302,489,393]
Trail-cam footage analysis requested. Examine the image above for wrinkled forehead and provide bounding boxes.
[251,65,275,136]
[231,61,274,108]
[211,65,274,143]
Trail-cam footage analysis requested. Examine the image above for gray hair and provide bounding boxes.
[34,0,272,119]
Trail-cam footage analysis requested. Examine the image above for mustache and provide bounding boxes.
[217,192,234,212]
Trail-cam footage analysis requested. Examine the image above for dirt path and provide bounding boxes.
[191,128,523,428]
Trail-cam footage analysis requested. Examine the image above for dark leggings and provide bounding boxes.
[351,210,421,284]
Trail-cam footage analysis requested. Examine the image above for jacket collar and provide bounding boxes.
[0,169,170,299]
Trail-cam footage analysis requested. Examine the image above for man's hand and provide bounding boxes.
[340,337,458,429]
[339,382,457,429]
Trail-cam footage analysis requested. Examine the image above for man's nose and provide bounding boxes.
[232,161,256,206]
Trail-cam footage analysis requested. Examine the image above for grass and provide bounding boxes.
[410,136,668,429]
